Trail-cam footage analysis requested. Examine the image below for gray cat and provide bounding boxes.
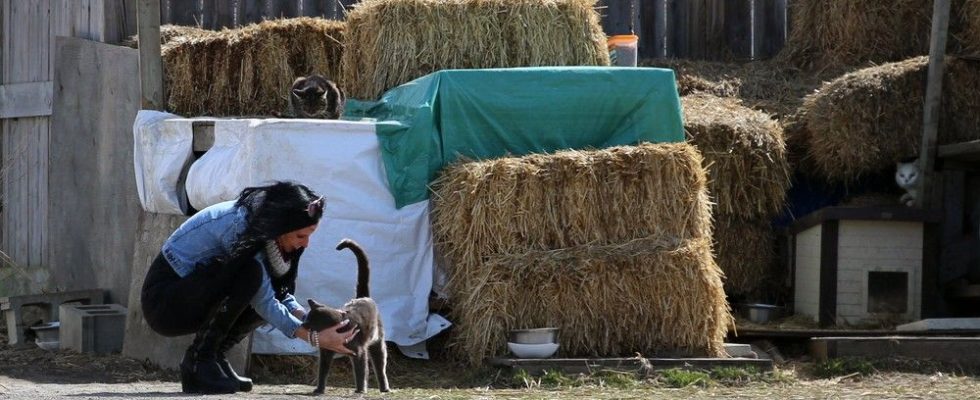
[284,75,345,119]
[895,159,920,207]
[303,239,390,394]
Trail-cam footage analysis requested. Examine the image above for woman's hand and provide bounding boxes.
[314,320,359,355]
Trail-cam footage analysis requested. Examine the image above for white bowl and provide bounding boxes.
[509,328,558,344]
[507,342,559,359]
[36,339,59,351]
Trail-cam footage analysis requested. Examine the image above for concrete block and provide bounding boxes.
[724,343,757,358]
[1,289,105,346]
[897,318,980,331]
[59,304,127,354]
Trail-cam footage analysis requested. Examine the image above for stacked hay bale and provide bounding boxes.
[162,17,345,116]
[122,24,212,48]
[431,144,731,365]
[341,0,610,100]
[796,56,980,183]
[779,0,980,68]
[681,94,790,299]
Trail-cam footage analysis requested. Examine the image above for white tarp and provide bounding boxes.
[134,111,450,357]
[132,110,194,215]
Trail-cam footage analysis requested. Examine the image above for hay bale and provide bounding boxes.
[965,0,980,55]
[431,143,729,364]
[682,94,790,219]
[162,17,345,116]
[341,0,610,100]
[122,24,214,48]
[778,0,976,69]
[642,59,846,120]
[713,216,776,299]
[799,56,980,182]
[447,237,730,364]
[431,143,713,271]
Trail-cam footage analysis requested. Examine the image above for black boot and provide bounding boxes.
[216,310,265,392]
[179,298,244,394]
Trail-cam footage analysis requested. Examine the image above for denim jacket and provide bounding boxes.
[161,200,304,338]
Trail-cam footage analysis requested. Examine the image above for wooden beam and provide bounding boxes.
[0,81,53,118]
[915,0,951,209]
[938,140,980,162]
[137,0,163,110]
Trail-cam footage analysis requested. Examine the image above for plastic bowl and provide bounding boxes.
[36,339,60,351]
[509,327,559,344]
[507,342,559,359]
[30,321,60,342]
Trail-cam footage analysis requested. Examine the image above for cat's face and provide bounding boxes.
[289,75,345,119]
[304,298,349,332]
[895,161,920,189]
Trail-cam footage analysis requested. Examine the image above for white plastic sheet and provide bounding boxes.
[181,118,450,357]
[132,110,194,215]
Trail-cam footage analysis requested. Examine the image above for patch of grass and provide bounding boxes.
[762,368,797,384]
[658,368,711,388]
[592,370,640,389]
[812,358,876,379]
[539,369,578,388]
[710,366,756,385]
[511,368,537,389]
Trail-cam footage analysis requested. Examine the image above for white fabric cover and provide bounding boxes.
[180,118,450,356]
[132,110,193,215]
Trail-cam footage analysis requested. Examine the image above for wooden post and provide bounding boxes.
[137,0,163,110]
[915,0,951,209]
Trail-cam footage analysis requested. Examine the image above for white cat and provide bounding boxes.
[895,159,920,207]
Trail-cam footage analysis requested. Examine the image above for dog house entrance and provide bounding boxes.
[867,271,908,313]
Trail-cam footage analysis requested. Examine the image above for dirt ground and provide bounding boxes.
[3,330,980,399]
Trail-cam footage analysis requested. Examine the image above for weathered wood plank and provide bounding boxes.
[51,37,142,304]
[137,0,164,110]
[0,82,53,118]
[597,0,640,35]
[202,0,234,29]
[725,0,751,60]
[490,357,773,375]
[167,0,200,26]
[915,0,951,209]
[811,337,980,365]
[240,0,266,24]
[938,140,980,162]
[103,0,137,44]
[32,118,48,267]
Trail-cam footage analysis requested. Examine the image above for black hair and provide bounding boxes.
[227,181,324,260]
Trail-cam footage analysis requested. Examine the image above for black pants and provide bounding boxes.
[141,252,264,337]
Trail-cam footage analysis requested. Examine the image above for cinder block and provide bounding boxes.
[59,304,127,354]
[1,289,104,346]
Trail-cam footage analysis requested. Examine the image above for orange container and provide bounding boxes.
[607,34,639,67]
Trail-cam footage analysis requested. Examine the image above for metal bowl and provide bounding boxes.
[744,304,782,324]
[508,327,558,344]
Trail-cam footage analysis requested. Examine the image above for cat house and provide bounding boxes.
[790,207,939,327]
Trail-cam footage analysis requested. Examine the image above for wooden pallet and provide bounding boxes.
[488,357,773,375]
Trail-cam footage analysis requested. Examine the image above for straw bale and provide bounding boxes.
[342,0,610,100]
[682,94,790,219]
[642,59,849,120]
[431,143,713,272]
[966,0,980,55]
[778,0,980,69]
[162,17,345,116]
[800,56,980,182]
[446,237,730,364]
[713,216,776,299]
[122,24,213,48]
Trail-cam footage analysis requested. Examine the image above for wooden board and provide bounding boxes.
[489,357,772,375]
[0,82,53,118]
[938,140,980,162]
[811,336,980,365]
[49,37,142,305]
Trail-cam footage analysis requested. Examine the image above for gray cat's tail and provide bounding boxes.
[336,238,370,298]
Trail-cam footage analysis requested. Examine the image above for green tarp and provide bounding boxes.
[346,67,685,208]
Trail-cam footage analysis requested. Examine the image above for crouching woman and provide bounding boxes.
[141,181,356,394]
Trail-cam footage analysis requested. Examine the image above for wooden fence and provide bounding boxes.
[154,0,788,61]
[0,0,131,271]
